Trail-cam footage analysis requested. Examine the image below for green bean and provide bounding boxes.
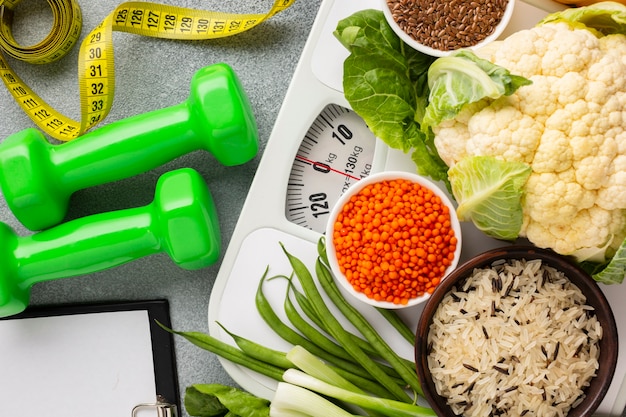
[283,281,353,361]
[329,368,395,399]
[317,236,331,267]
[289,285,373,354]
[283,280,407,387]
[156,321,285,382]
[255,267,383,378]
[317,238,416,349]
[291,283,396,364]
[289,285,325,329]
[216,321,293,369]
[315,256,424,398]
[281,243,413,403]
[316,239,419,370]
[215,320,392,399]
[375,307,416,345]
[255,268,324,353]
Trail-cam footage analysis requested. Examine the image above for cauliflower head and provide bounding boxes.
[433,22,626,259]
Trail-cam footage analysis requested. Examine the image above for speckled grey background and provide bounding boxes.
[0,0,321,415]
[3,2,626,416]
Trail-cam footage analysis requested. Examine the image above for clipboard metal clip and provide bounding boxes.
[132,395,178,417]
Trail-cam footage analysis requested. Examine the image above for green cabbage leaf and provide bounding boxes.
[581,237,626,284]
[422,50,532,130]
[448,156,532,241]
[538,1,626,36]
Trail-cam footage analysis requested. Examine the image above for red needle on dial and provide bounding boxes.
[295,154,361,181]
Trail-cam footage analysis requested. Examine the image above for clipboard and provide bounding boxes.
[0,299,180,417]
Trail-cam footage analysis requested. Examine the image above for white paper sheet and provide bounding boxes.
[0,310,160,417]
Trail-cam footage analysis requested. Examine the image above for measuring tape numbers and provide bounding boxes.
[0,0,295,141]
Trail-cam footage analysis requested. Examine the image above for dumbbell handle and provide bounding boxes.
[15,206,163,286]
[0,168,220,317]
[55,63,256,188]
[56,102,213,190]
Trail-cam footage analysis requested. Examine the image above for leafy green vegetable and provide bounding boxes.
[448,156,532,241]
[185,384,270,417]
[333,10,448,184]
[185,386,229,417]
[538,1,626,36]
[422,50,532,130]
[333,10,531,189]
[581,237,626,284]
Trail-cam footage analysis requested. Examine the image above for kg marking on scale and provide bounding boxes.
[294,154,362,181]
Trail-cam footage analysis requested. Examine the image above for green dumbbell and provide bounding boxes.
[0,167,220,318]
[0,62,258,231]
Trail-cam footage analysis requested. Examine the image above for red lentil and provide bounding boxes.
[332,178,457,305]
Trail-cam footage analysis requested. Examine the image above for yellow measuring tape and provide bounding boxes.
[0,0,295,141]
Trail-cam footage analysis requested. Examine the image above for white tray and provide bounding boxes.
[208,1,626,415]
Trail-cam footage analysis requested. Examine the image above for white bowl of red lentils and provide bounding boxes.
[381,0,515,57]
[325,171,462,309]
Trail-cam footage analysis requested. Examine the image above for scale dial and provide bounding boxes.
[285,103,376,233]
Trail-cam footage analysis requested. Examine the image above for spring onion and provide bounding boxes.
[286,345,387,417]
[270,382,356,417]
[281,369,436,417]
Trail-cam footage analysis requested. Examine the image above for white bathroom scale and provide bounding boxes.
[208,0,626,415]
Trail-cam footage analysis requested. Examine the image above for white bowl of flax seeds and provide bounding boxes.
[382,0,515,57]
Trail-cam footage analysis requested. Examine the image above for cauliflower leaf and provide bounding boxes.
[422,50,532,130]
[448,156,531,241]
[581,237,626,284]
[538,1,626,36]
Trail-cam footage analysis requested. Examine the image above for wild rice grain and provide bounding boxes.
[553,342,560,361]
[386,0,508,51]
[492,365,509,375]
[463,363,479,372]
[427,259,602,417]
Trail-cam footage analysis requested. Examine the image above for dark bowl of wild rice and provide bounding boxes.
[415,246,618,417]
[382,0,516,57]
